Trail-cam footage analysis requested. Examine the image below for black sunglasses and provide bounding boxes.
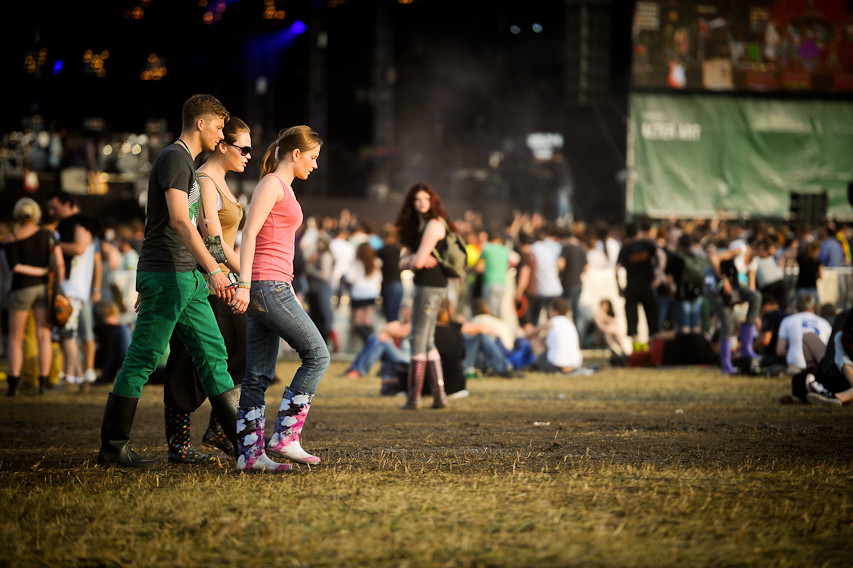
[222,141,252,157]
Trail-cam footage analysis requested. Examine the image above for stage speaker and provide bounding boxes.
[790,192,827,225]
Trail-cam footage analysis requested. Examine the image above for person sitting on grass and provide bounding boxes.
[592,298,631,362]
[787,308,853,407]
[344,305,411,388]
[776,292,832,374]
[460,299,528,378]
[528,297,583,374]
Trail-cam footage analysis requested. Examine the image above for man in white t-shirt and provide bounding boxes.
[777,292,832,372]
[529,226,564,326]
[531,298,582,373]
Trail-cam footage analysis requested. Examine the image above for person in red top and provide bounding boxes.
[231,125,330,473]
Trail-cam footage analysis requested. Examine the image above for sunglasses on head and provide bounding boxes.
[222,141,251,157]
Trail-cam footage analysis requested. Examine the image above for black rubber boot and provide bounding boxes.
[202,414,234,455]
[6,375,20,397]
[97,393,157,469]
[208,386,240,458]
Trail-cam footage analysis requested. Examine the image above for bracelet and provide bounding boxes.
[208,268,222,277]
[238,281,251,289]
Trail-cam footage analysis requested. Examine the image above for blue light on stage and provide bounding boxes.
[249,20,308,61]
[53,60,64,74]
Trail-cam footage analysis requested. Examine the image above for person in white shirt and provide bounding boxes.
[345,242,383,345]
[329,227,356,302]
[529,226,564,326]
[530,298,582,373]
[777,292,832,372]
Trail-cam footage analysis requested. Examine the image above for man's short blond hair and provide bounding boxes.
[181,94,229,130]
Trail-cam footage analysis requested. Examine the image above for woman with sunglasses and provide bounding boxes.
[160,117,253,463]
[230,125,329,473]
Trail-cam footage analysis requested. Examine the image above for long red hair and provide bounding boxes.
[394,182,456,251]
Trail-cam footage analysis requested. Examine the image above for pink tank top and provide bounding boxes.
[252,174,304,283]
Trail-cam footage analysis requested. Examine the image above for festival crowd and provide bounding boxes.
[2,95,851,471]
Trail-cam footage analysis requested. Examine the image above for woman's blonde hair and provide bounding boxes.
[13,197,41,224]
[260,125,322,178]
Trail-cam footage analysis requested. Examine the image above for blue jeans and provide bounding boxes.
[655,294,672,332]
[563,285,582,323]
[348,334,410,376]
[674,297,703,329]
[241,280,330,407]
[463,334,510,374]
[410,285,446,356]
[704,291,735,340]
[381,281,404,323]
[99,324,132,384]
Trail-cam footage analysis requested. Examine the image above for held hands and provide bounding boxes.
[209,271,236,303]
[231,287,249,314]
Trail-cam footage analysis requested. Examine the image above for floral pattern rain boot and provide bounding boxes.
[267,388,321,465]
[236,406,292,473]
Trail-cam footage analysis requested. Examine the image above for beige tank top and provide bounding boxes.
[199,172,243,281]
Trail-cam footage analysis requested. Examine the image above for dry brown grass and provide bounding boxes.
[1,360,851,567]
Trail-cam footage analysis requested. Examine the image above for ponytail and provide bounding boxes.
[260,125,323,178]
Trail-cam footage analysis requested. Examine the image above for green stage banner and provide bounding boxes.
[627,94,853,219]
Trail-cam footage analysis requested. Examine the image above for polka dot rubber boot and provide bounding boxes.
[165,402,215,464]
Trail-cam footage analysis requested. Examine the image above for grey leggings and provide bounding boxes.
[409,285,446,356]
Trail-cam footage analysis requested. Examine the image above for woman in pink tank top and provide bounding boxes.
[231,125,330,473]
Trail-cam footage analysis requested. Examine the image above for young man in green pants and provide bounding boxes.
[98,94,241,468]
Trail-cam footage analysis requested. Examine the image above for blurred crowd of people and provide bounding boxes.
[4,189,853,405]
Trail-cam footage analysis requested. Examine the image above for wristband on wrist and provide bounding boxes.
[208,268,222,277]
[238,281,251,289]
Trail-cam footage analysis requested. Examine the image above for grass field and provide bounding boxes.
[1,360,851,567]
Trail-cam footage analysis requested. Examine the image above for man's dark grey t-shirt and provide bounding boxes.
[137,143,200,272]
